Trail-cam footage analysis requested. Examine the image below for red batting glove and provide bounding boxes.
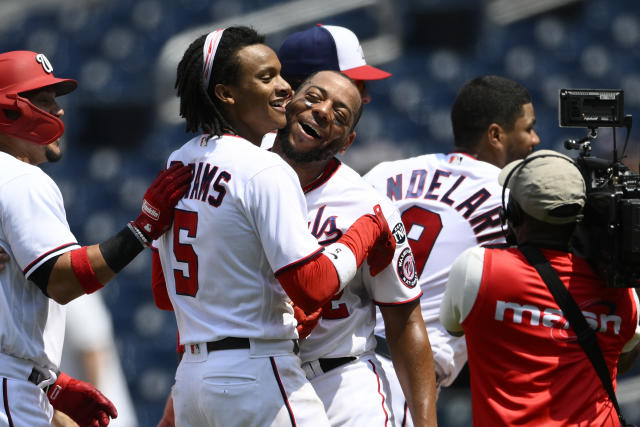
[133,163,193,244]
[366,204,396,276]
[47,372,118,427]
[293,305,322,339]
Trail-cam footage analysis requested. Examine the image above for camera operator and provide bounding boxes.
[440,149,640,426]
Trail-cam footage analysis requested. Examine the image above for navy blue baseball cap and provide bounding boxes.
[279,24,391,81]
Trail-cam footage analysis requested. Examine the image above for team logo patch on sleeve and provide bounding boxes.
[397,247,417,288]
[392,222,407,244]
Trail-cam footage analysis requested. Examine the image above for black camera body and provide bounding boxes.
[560,89,640,287]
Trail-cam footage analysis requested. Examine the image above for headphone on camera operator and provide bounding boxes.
[498,150,585,248]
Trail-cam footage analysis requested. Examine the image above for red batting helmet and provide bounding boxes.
[0,51,77,145]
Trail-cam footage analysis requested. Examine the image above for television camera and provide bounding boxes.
[560,89,639,288]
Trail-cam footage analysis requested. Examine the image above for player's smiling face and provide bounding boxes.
[222,44,291,144]
[279,71,361,163]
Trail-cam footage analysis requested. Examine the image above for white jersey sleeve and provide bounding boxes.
[1,159,79,276]
[362,199,421,304]
[244,162,323,273]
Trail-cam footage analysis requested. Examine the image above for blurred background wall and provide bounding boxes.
[1,0,639,425]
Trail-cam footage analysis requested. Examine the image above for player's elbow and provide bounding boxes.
[46,286,74,305]
[275,253,342,312]
[276,270,338,313]
[46,279,85,305]
[277,277,326,313]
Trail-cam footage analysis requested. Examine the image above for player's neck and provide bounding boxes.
[270,138,329,187]
[291,161,330,188]
[452,146,479,158]
[0,138,37,164]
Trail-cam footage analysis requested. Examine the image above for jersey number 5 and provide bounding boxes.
[173,209,199,297]
[401,206,442,276]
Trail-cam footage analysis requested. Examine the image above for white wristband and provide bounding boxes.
[323,243,357,292]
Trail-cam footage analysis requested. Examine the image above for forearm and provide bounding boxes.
[47,224,147,304]
[383,302,437,427]
[47,245,117,304]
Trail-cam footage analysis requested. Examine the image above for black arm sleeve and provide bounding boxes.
[30,255,60,297]
[98,226,145,273]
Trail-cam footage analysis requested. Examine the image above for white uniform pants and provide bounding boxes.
[305,353,394,426]
[0,353,53,427]
[174,340,329,427]
[377,355,412,427]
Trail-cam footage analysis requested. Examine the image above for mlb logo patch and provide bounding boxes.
[392,223,407,244]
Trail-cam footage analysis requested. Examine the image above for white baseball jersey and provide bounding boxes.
[0,151,79,372]
[299,158,421,362]
[156,134,326,344]
[365,152,505,386]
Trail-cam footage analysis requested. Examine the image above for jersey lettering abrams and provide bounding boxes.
[174,160,231,207]
[384,167,501,240]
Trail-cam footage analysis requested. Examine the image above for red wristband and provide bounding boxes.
[70,247,104,294]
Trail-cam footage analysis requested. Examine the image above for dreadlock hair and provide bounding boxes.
[450,75,532,151]
[175,26,266,136]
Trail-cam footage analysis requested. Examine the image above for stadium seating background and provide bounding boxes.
[2,0,639,425]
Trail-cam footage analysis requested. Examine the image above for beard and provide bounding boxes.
[276,124,342,163]
[45,145,63,163]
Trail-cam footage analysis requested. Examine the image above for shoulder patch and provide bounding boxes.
[397,247,418,288]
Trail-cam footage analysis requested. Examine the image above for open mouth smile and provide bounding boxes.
[300,121,320,139]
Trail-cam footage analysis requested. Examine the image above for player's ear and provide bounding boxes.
[338,131,356,155]
[213,83,234,105]
[487,123,504,148]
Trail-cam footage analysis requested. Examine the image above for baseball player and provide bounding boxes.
[261,24,391,151]
[152,27,395,427]
[270,69,438,426]
[268,25,436,425]
[365,75,540,425]
[0,50,191,427]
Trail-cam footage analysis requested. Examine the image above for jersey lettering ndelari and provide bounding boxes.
[364,152,505,385]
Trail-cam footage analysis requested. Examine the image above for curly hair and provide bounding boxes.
[175,26,265,135]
